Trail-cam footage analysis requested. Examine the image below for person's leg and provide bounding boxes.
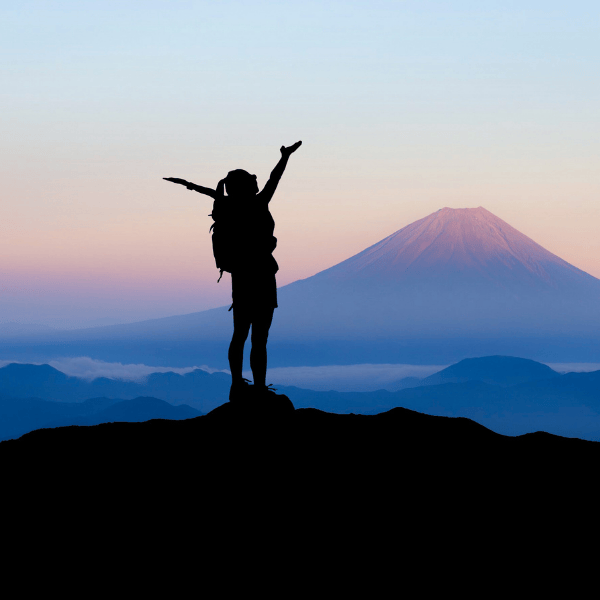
[250,307,275,388]
[229,307,251,383]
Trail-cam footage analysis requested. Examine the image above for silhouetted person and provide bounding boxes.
[164,141,302,401]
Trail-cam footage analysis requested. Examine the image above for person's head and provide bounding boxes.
[225,169,259,197]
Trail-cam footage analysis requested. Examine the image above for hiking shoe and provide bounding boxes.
[251,384,278,399]
[229,378,252,402]
[252,384,295,413]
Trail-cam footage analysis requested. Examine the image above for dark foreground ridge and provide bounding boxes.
[3,393,597,576]
[3,392,597,499]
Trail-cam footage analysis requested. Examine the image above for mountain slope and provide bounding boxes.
[273,207,600,341]
[2,207,599,366]
[316,207,594,289]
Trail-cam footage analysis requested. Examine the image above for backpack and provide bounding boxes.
[210,197,278,281]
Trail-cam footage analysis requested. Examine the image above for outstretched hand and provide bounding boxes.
[163,177,189,186]
[280,141,302,157]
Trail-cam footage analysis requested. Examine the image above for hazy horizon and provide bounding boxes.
[3,204,600,330]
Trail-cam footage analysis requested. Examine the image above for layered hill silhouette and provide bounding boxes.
[3,207,598,366]
[0,393,200,441]
[2,356,600,441]
[274,207,600,342]
[0,363,229,409]
[282,357,600,439]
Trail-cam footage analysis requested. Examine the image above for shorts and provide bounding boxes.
[231,269,278,314]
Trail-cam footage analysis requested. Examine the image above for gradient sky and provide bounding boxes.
[1,1,599,328]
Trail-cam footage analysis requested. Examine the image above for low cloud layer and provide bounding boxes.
[546,363,600,374]
[0,358,443,390]
[1,358,599,392]
[257,363,600,390]
[0,357,228,382]
[254,364,448,392]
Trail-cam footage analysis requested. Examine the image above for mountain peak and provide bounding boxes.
[438,206,487,213]
[423,356,559,387]
[317,206,594,290]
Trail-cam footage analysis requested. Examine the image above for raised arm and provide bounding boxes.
[163,177,225,200]
[260,141,302,203]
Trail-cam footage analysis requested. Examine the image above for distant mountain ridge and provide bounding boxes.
[0,356,557,404]
[0,363,229,412]
[387,355,559,390]
[48,397,199,427]
[0,395,201,442]
[420,355,559,387]
[281,374,600,440]
[2,356,600,440]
